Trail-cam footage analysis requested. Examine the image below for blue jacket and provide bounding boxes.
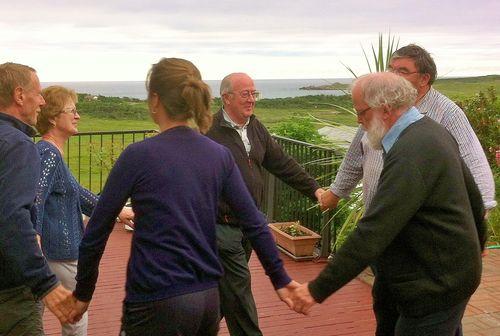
[0,112,58,299]
[34,140,98,260]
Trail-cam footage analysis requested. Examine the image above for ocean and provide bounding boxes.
[41,78,352,100]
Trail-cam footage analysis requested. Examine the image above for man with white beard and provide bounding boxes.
[289,72,486,336]
[321,45,496,335]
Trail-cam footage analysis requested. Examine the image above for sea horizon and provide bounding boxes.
[41,78,352,100]
[42,74,496,100]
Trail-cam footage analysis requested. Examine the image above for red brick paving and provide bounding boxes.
[43,224,500,335]
[462,249,500,335]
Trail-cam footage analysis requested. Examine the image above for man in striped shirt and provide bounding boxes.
[320,44,496,335]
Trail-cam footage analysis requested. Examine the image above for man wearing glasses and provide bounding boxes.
[206,72,323,336]
[320,45,496,335]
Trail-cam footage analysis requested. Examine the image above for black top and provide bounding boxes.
[309,117,485,316]
[0,112,58,299]
[206,110,320,226]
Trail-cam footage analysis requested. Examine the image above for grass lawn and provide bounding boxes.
[77,107,357,133]
[434,75,500,100]
[77,116,157,132]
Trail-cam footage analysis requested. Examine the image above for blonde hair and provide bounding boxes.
[36,86,77,135]
[0,62,36,108]
[146,58,212,133]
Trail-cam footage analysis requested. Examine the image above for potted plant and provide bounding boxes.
[268,221,321,258]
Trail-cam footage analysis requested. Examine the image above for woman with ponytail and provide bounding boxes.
[69,58,297,335]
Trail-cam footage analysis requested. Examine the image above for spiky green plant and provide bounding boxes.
[318,32,400,254]
[342,32,400,78]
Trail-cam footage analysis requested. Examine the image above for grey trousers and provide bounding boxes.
[216,224,263,336]
[40,260,88,336]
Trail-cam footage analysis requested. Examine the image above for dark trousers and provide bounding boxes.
[373,283,399,336]
[395,298,468,336]
[0,286,44,336]
[216,224,263,336]
[373,283,468,336]
[120,287,220,336]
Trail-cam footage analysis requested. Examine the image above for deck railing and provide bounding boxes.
[35,130,341,255]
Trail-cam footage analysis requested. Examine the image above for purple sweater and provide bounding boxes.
[74,126,290,303]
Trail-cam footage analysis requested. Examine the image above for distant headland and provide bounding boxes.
[299,82,350,90]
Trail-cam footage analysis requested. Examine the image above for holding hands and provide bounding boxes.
[42,284,74,324]
[68,297,90,324]
[43,285,91,325]
[118,206,135,228]
[319,189,340,211]
[277,280,318,315]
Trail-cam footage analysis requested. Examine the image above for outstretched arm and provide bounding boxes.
[73,146,137,302]
[259,122,320,200]
[329,126,365,200]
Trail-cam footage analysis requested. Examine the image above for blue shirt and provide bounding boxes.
[0,112,58,298]
[382,106,424,154]
[74,126,290,303]
[34,140,98,260]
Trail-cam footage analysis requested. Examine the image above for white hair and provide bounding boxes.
[352,72,417,110]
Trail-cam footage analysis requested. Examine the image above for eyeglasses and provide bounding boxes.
[356,106,372,117]
[62,108,79,116]
[388,68,420,76]
[227,90,261,101]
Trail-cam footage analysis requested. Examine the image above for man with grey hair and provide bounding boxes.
[290,72,486,336]
[0,62,73,334]
[321,44,495,212]
[320,44,496,335]
[206,72,323,336]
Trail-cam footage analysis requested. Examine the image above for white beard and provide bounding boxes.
[366,115,387,150]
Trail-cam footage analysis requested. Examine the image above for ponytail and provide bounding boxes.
[147,58,213,133]
[181,77,212,133]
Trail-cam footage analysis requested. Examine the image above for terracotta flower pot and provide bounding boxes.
[268,222,321,257]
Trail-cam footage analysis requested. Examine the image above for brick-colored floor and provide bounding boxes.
[462,248,500,335]
[43,224,500,335]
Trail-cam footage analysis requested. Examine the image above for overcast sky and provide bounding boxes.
[1,0,498,81]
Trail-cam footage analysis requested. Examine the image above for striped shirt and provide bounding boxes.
[330,87,496,210]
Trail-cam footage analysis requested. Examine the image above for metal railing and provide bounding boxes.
[34,130,341,255]
[34,130,158,193]
[263,135,341,256]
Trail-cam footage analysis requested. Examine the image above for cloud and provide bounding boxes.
[1,0,498,80]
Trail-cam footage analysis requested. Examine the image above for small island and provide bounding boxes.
[299,82,350,90]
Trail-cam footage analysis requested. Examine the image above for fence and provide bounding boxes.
[263,135,341,256]
[35,130,341,255]
[34,130,157,193]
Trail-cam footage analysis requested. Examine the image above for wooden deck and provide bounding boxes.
[43,223,500,335]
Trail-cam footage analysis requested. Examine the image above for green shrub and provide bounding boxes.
[458,87,500,166]
[457,87,500,245]
[271,114,324,144]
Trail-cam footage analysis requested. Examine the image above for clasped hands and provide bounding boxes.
[315,188,340,211]
[42,284,90,325]
[276,280,318,315]
[48,281,316,322]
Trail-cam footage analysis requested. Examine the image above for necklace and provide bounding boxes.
[42,136,64,155]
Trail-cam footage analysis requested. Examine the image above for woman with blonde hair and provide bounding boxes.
[70,58,296,335]
[34,85,134,336]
